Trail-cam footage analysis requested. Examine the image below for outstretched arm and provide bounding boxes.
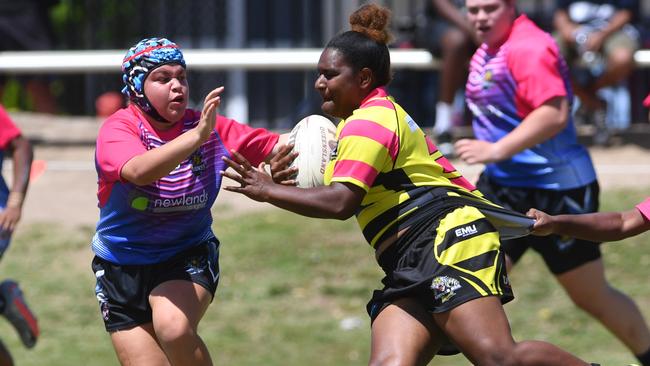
[527,207,650,242]
[221,150,364,220]
[0,135,33,234]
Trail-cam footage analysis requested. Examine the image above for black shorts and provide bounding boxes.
[92,238,220,332]
[367,204,514,354]
[476,173,601,274]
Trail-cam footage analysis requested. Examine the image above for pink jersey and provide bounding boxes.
[0,105,21,150]
[93,105,278,264]
[466,15,596,189]
[636,198,650,221]
[0,105,22,204]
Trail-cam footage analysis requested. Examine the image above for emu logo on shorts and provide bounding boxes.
[431,276,462,304]
[455,224,478,238]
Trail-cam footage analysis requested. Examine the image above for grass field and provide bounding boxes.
[1,187,649,365]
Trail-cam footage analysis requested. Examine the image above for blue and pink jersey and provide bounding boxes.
[466,15,596,190]
[0,105,22,207]
[93,105,278,265]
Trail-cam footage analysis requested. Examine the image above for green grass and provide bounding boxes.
[1,188,649,365]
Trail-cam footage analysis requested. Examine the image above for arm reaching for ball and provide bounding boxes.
[221,150,364,220]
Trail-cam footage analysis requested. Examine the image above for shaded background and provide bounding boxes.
[2,0,650,129]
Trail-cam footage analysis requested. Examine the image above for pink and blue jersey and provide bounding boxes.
[0,105,22,206]
[466,15,596,190]
[93,105,278,265]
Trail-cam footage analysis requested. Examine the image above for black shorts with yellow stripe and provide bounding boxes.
[367,204,514,322]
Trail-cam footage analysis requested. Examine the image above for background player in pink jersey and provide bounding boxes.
[221,3,592,365]
[0,104,39,366]
[92,38,288,366]
[456,0,650,364]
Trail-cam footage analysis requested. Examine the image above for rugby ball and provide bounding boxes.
[287,115,337,188]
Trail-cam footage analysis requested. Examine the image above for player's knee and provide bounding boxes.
[368,350,410,366]
[464,339,522,366]
[567,286,610,315]
[153,313,195,345]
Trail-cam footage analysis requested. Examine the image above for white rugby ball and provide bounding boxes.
[287,115,337,188]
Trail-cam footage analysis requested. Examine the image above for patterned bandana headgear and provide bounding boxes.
[121,37,186,122]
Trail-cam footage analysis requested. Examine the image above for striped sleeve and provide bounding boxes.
[330,109,399,191]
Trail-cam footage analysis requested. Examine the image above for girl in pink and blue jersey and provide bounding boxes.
[92,37,285,365]
[456,0,650,363]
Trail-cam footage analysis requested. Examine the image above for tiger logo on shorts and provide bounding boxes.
[431,276,462,304]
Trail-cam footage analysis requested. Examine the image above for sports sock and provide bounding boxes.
[434,102,452,136]
[635,345,650,366]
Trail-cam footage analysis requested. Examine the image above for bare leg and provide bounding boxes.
[434,28,474,143]
[557,259,650,354]
[438,28,473,105]
[111,323,171,366]
[594,47,635,90]
[368,298,444,366]
[436,296,589,366]
[150,280,213,366]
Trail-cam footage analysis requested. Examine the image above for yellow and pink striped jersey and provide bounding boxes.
[324,87,488,247]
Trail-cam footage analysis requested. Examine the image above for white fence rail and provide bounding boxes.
[0,49,441,74]
[2,48,650,74]
[2,48,649,74]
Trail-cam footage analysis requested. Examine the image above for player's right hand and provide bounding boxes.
[269,144,298,185]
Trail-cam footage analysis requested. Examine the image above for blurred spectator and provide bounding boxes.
[554,0,640,145]
[95,91,125,118]
[644,92,650,121]
[416,0,478,157]
[0,0,59,114]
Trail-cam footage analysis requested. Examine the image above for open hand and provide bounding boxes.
[197,86,224,142]
[221,149,274,202]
